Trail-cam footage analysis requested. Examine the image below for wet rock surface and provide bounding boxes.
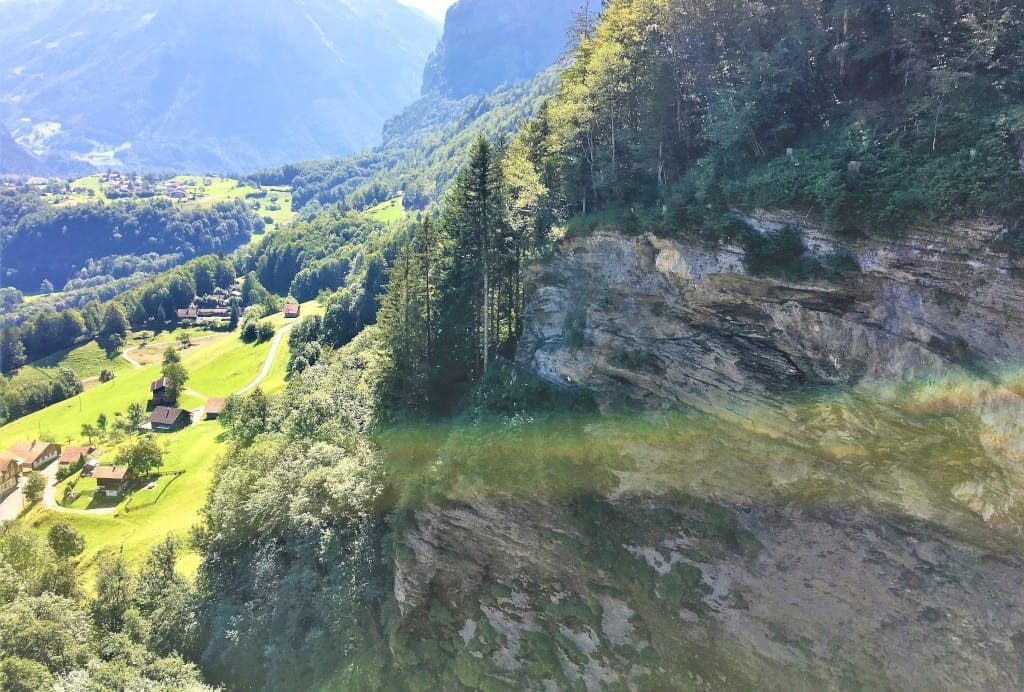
[391,217,1024,688]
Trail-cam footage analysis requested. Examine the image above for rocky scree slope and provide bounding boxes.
[388,215,1024,688]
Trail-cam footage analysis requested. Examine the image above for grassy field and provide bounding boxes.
[2,307,303,577]
[23,423,224,581]
[0,323,293,448]
[63,174,296,228]
[1,320,299,581]
[0,340,133,398]
[29,340,132,380]
[366,195,405,223]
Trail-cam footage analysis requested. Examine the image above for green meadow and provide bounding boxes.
[1,322,297,579]
[64,174,296,227]
[366,194,405,223]
[24,423,223,581]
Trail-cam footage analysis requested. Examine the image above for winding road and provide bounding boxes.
[34,323,295,516]
[235,323,294,396]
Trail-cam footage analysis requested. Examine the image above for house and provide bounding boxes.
[59,445,97,471]
[176,307,198,320]
[93,465,133,498]
[0,454,21,495]
[196,308,231,318]
[205,397,226,420]
[283,303,300,319]
[150,377,172,406]
[11,441,61,470]
[147,406,191,432]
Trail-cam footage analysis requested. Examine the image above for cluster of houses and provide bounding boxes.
[0,440,134,499]
[163,179,197,201]
[98,171,151,197]
[140,376,224,434]
[176,289,242,324]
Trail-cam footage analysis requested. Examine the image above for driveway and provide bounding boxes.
[0,484,23,522]
[41,460,118,516]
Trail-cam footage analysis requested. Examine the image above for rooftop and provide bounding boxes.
[149,406,187,425]
[205,397,226,415]
[11,440,56,463]
[93,465,129,481]
[60,445,97,464]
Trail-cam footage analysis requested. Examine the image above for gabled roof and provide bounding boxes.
[0,453,23,474]
[93,465,130,482]
[151,377,168,392]
[60,445,97,464]
[11,441,57,464]
[149,406,187,425]
[205,397,226,415]
[0,450,26,466]
[283,303,300,316]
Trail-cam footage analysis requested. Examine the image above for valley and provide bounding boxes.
[2,0,1024,689]
[0,304,312,582]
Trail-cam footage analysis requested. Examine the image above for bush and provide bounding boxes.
[256,321,275,343]
[23,472,46,505]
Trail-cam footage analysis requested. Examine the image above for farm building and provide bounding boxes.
[283,303,300,319]
[59,445,98,471]
[93,466,133,497]
[11,440,61,470]
[150,377,173,406]
[205,397,226,420]
[146,406,191,432]
[0,454,21,495]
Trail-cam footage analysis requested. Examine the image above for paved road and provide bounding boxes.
[8,325,295,520]
[235,323,294,396]
[0,484,23,522]
[40,459,117,516]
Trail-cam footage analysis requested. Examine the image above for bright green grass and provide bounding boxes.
[30,341,131,381]
[0,326,277,447]
[61,175,296,227]
[11,339,129,391]
[23,422,225,582]
[178,177,296,227]
[259,331,292,396]
[268,299,324,329]
[366,194,405,223]
[183,335,277,397]
[1,323,295,582]
[0,362,160,448]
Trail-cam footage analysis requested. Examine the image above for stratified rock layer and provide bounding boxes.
[392,217,1024,688]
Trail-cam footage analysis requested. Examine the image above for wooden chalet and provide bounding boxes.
[93,465,133,497]
[205,397,226,420]
[147,406,191,432]
[10,440,61,470]
[150,377,172,406]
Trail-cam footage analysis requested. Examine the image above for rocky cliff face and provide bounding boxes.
[390,216,1024,688]
[421,0,578,98]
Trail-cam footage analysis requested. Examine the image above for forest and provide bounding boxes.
[0,191,262,292]
[3,0,1024,688]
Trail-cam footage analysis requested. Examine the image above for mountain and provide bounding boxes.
[0,123,46,176]
[421,0,580,98]
[0,0,441,173]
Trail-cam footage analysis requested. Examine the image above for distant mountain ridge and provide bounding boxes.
[0,123,46,177]
[422,0,580,98]
[0,0,441,173]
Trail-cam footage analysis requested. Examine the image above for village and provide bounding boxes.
[0,296,307,524]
